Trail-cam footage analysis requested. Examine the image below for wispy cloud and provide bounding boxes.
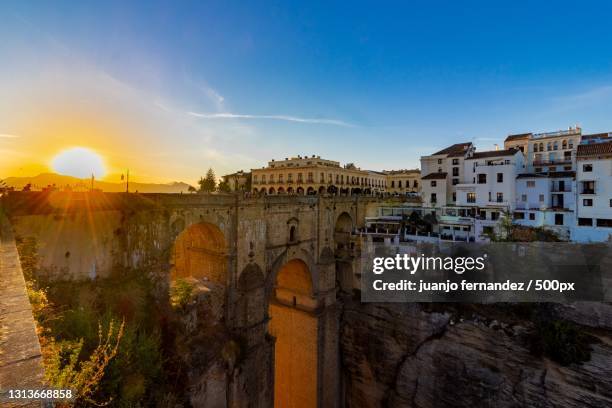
[188,112,354,127]
[0,133,20,138]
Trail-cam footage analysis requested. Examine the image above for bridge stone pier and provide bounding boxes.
[1,191,381,407]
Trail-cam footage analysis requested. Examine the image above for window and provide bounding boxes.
[553,141,558,150]
[320,173,325,182]
[533,144,538,152]
[539,142,544,151]
[483,226,494,235]
[529,213,535,220]
[539,194,544,202]
[581,181,595,194]
[491,212,499,221]
[497,192,504,202]
[583,199,593,206]
[467,192,476,203]
[391,181,395,188]
[438,159,443,164]
[535,167,542,173]
[431,193,437,203]
[452,167,459,176]
[562,140,567,149]
[452,178,459,185]
[452,159,459,165]
[610,199,612,207]
[261,175,266,183]
[477,174,487,184]
[431,181,437,187]
[522,194,527,201]
[398,180,402,188]
[527,181,535,188]
[452,192,456,201]
[497,173,503,183]
[596,219,612,228]
[297,173,303,182]
[547,142,552,151]
[583,164,593,172]
[568,140,574,148]
[479,210,486,219]
[514,212,525,219]
[578,218,593,226]
[555,214,564,226]
[414,180,418,187]
[438,168,442,173]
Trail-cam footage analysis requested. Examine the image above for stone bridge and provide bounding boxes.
[0,191,385,407]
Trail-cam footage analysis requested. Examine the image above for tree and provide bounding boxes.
[198,168,217,193]
[187,185,197,194]
[217,179,231,193]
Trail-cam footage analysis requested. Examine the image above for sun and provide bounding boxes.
[51,147,107,179]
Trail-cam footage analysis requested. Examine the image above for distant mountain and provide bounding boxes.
[1,173,195,194]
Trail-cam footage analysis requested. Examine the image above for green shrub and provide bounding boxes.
[170,278,195,310]
[531,320,593,366]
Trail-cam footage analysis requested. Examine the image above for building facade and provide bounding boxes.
[251,156,387,195]
[574,141,612,242]
[383,169,421,195]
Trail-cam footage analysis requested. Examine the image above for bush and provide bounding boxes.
[170,278,195,310]
[531,320,593,366]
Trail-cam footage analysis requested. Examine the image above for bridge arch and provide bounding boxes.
[235,263,265,329]
[268,258,318,408]
[334,212,354,292]
[170,222,227,284]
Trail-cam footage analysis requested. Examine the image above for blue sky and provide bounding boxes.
[2,1,612,182]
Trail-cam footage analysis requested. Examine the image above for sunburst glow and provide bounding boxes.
[51,147,107,179]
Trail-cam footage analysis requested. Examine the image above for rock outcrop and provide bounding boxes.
[341,299,612,407]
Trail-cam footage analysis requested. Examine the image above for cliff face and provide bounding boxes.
[340,300,612,408]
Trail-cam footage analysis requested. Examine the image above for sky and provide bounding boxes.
[2,0,612,184]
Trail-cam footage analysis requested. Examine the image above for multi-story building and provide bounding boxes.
[513,171,577,240]
[574,140,612,242]
[383,169,420,195]
[420,142,474,209]
[504,127,581,174]
[251,155,388,195]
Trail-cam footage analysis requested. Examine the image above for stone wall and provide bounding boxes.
[0,213,45,407]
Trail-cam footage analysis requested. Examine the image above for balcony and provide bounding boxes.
[533,158,572,166]
[581,189,595,195]
[550,186,571,192]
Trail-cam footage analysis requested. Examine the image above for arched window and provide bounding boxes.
[562,140,567,149]
[553,141,558,150]
[533,144,538,152]
[539,142,544,152]
[289,225,296,242]
[547,142,552,151]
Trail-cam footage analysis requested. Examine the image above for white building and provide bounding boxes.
[574,141,612,242]
[513,171,576,240]
[505,127,581,174]
[420,142,474,210]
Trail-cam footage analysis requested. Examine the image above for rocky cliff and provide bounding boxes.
[340,298,612,407]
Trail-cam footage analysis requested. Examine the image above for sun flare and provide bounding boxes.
[51,147,107,179]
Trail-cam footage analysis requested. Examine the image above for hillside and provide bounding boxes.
[2,173,195,194]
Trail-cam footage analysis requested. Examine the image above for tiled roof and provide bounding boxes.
[505,133,532,142]
[432,142,472,156]
[465,148,518,160]
[577,141,612,158]
[421,172,448,180]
